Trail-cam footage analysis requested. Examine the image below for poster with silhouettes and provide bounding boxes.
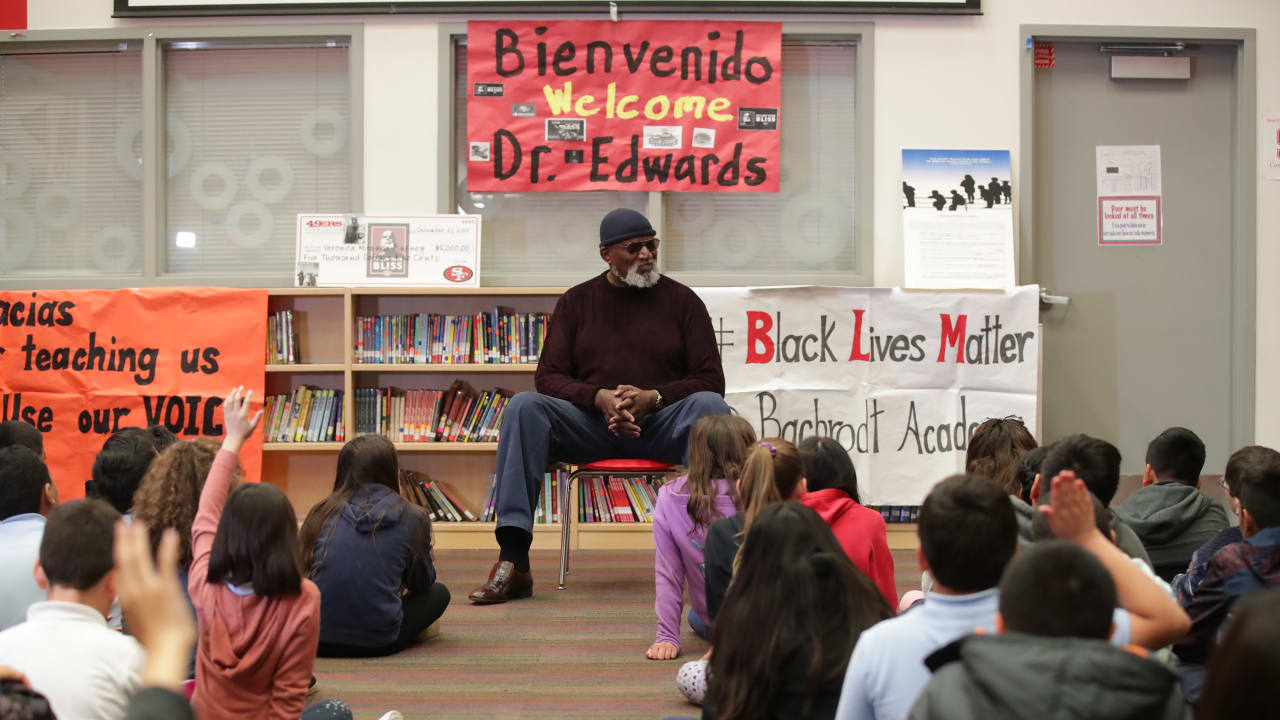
[901,149,1016,288]
[466,20,782,192]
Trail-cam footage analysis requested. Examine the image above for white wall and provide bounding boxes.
[26,0,1280,445]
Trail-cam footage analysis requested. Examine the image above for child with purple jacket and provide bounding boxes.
[646,415,755,660]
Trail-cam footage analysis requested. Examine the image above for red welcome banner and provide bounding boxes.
[0,0,25,31]
[0,288,266,502]
[466,20,782,193]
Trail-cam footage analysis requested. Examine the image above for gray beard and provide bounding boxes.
[611,264,661,288]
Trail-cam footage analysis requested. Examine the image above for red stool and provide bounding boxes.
[559,458,675,589]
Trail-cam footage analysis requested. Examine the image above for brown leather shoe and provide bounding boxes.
[468,560,533,604]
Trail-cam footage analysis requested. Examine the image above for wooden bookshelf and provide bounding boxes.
[351,363,539,372]
[263,442,345,452]
[261,287,663,551]
[391,442,498,453]
[267,363,346,373]
[885,524,919,550]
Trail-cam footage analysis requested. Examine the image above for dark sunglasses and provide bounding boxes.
[617,238,660,254]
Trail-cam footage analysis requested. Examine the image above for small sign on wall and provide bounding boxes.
[1098,196,1161,246]
[1096,145,1163,246]
[1033,42,1055,69]
[295,214,481,287]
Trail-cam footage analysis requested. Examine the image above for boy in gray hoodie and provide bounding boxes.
[1114,428,1228,581]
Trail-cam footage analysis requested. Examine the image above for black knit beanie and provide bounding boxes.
[599,208,656,248]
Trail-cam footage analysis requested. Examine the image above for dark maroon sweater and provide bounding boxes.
[535,272,725,411]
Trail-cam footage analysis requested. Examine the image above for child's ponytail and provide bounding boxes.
[736,438,804,534]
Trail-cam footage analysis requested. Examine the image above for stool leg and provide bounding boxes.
[564,475,572,576]
[559,474,573,590]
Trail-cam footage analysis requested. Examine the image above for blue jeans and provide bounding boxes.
[688,607,708,640]
[493,391,730,533]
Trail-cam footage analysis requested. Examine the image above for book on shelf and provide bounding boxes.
[266,310,301,364]
[353,383,513,442]
[261,386,343,443]
[532,469,568,524]
[353,309,549,365]
[399,469,478,522]
[873,506,920,524]
[480,473,498,522]
[607,478,636,523]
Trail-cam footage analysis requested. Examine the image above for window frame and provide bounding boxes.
[0,24,364,290]
[439,20,874,287]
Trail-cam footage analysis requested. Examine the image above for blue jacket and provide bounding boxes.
[310,484,435,646]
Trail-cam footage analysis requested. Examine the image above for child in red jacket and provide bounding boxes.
[798,436,897,608]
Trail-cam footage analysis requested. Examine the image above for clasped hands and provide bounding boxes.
[595,384,660,438]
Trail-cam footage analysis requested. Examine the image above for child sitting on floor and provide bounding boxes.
[677,438,811,704]
[702,501,891,720]
[188,387,360,720]
[798,436,896,608]
[299,434,449,658]
[0,498,142,720]
[647,415,755,660]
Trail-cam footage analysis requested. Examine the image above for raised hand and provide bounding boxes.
[221,385,263,453]
[114,520,196,691]
[1036,470,1102,545]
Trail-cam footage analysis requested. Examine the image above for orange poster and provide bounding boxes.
[0,287,266,502]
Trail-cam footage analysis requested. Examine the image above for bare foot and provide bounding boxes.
[645,641,679,660]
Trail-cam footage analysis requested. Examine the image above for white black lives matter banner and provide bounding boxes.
[696,286,1039,505]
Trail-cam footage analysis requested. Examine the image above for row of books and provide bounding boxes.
[399,471,479,523]
[473,472,663,524]
[577,475,662,523]
[353,381,511,443]
[262,387,345,443]
[475,469,573,523]
[354,309,550,365]
[406,471,919,526]
[876,506,920,523]
[266,310,302,364]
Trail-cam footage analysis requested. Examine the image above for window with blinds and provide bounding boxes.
[164,43,351,275]
[0,47,144,275]
[452,37,859,284]
[662,42,858,274]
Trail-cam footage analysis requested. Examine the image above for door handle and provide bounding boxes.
[1039,288,1069,311]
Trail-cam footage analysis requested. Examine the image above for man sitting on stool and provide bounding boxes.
[469,208,730,604]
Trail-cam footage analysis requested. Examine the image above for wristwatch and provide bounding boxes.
[653,390,664,410]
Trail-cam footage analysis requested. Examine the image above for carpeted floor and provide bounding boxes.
[313,548,921,720]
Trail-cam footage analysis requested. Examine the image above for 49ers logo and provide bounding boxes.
[444,265,474,283]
